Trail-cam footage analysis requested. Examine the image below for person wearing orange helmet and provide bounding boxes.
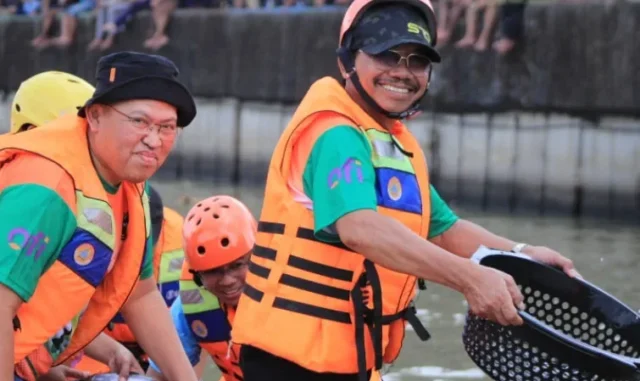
[145,195,256,381]
[231,0,579,380]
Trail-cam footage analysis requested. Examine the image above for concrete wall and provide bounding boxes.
[2,98,636,221]
[1,2,639,115]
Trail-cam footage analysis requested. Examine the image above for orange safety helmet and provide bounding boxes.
[339,0,438,49]
[182,195,257,272]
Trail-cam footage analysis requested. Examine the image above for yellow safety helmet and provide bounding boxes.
[10,71,95,134]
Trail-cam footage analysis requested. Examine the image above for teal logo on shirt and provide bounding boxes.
[7,227,49,260]
[327,158,364,189]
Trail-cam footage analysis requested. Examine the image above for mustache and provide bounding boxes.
[374,77,419,92]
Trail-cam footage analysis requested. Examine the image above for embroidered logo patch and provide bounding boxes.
[387,176,403,201]
[191,320,208,338]
[74,243,95,266]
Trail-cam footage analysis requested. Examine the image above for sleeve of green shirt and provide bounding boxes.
[139,182,154,280]
[302,126,460,243]
[0,184,76,301]
[427,185,459,239]
[302,125,378,243]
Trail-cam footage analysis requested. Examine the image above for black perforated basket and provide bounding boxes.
[462,247,640,381]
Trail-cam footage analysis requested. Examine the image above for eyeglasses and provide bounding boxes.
[202,256,250,279]
[108,105,178,139]
[362,49,432,76]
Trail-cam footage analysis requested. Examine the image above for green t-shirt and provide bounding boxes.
[0,180,153,302]
[302,125,459,243]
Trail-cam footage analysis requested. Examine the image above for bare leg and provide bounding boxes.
[439,0,466,47]
[455,0,480,48]
[88,6,106,50]
[52,13,77,47]
[32,0,56,48]
[143,0,177,49]
[99,23,117,50]
[474,0,498,51]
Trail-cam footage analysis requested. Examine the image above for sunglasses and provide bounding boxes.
[362,49,432,75]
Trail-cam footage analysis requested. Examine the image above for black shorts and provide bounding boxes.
[239,345,372,381]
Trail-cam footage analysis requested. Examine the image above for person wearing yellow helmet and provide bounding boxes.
[9,71,95,134]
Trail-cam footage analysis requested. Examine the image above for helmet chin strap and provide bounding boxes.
[337,47,425,121]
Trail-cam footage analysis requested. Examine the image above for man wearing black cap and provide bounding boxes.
[0,51,199,381]
[231,1,579,380]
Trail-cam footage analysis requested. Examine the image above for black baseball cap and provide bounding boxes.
[78,51,197,127]
[349,2,441,63]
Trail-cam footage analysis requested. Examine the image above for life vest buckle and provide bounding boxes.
[405,302,431,342]
[13,316,21,331]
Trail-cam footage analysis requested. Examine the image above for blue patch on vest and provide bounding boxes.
[375,168,422,214]
[159,280,180,307]
[184,308,231,343]
[58,229,113,288]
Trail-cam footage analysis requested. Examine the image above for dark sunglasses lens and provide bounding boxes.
[373,51,402,67]
[408,55,431,72]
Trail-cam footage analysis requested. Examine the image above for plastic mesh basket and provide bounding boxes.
[462,247,640,381]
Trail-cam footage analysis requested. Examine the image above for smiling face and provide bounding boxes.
[349,43,432,116]
[198,254,250,307]
[86,99,179,185]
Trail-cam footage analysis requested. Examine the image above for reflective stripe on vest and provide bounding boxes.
[180,277,243,381]
[2,115,148,380]
[232,77,431,378]
[158,249,184,305]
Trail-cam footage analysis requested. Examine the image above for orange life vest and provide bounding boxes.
[0,115,150,380]
[74,207,185,374]
[107,207,185,343]
[179,264,243,381]
[231,77,432,379]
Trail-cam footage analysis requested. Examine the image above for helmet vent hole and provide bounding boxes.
[221,205,229,208]
[187,214,194,221]
[213,197,219,201]
[196,218,201,226]
[197,246,206,255]
[213,214,219,219]
[221,238,229,247]
[15,104,21,112]
[204,207,210,212]
[197,203,202,208]
[67,79,79,84]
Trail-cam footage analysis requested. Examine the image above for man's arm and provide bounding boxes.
[0,156,78,376]
[427,186,578,277]
[121,279,197,381]
[0,284,21,380]
[431,219,517,258]
[303,126,524,326]
[302,126,476,291]
[82,333,128,365]
[146,297,203,381]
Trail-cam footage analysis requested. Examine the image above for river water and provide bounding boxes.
[150,178,640,381]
